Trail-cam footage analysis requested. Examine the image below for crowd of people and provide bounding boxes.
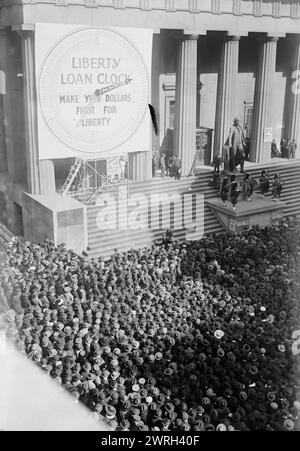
[272,139,297,160]
[0,218,300,431]
[219,174,240,211]
[152,152,182,180]
[211,169,284,211]
[259,170,284,200]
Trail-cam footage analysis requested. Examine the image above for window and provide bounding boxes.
[243,102,254,138]
[164,95,176,131]
[168,99,175,129]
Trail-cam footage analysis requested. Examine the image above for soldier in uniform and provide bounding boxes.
[259,169,270,197]
[220,177,229,207]
[272,173,283,200]
[230,174,240,211]
[242,173,257,202]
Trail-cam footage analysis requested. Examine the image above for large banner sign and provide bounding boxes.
[35,24,153,160]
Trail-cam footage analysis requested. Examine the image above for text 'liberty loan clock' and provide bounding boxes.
[38,27,150,154]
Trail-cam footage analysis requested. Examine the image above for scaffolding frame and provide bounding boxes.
[60,158,128,205]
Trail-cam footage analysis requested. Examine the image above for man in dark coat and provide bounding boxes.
[174,157,182,180]
[213,153,222,174]
[271,140,277,158]
[291,140,297,159]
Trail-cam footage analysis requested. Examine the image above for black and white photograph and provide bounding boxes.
[0,0,299,435]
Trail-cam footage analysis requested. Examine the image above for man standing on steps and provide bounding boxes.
[225,117,245,173]
[160,153,166,178]
[291,139,297,159]
[174,157,182,180]
[271,139,277,158]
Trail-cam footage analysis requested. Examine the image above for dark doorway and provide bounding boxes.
[196,127,213,166]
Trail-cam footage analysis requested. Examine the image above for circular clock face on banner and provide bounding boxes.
[38,27,150,154]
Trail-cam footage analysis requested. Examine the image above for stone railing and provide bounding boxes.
[1,0,299,20]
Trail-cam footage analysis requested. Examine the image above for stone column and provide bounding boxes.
[0,29,9,175]
[213,34,240,158]
[173,34,198,176]
[0,85,7,173]
[285,36,300,150]
[0,29,7,173]
[129,151,152,181]
[18,28,56,194]
[251,36,279,163]
[20,29,41,195]
[39,160,56,194]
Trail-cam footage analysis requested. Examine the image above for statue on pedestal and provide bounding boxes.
[224,117,245,173]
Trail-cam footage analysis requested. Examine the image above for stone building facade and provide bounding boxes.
[0,0,299,246]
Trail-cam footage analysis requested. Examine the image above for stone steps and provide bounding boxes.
[245,162,300,217]
[87,172,223,257]
[87,160,300,257]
